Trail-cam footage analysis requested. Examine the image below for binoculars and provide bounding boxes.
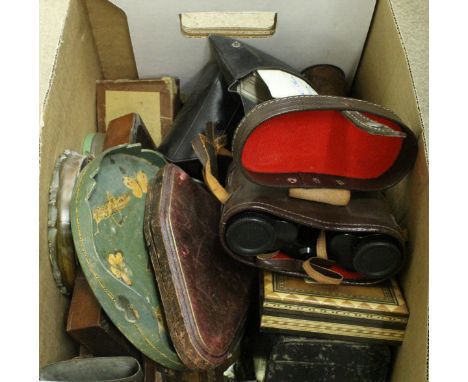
[225,212,403,279]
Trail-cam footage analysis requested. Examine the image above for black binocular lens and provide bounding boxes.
[226,211,403,279]
[225,212,299,256]
[327,233,403,278]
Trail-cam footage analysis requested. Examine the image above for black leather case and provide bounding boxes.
[209,35,311,112]
[158,61,242,178]
[259,335,391,382]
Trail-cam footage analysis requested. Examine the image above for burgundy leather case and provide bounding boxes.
[220,166,405,285]
[144,163,254,370]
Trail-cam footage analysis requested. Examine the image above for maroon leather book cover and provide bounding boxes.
[144,163,254,370]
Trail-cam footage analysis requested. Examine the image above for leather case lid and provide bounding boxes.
[70,144,184,370]
[144,163,254,370]
[220,166,404,285]
[232,96,418,191]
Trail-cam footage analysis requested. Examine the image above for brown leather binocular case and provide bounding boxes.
[192,64,412,285]
[219,166,405,285]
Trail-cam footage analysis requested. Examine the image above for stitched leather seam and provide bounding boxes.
[229,201,401,237]
[232,95,403,147]
[345,111,396,132]
[165,167,232,361]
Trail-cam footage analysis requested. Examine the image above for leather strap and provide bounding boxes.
[256,251,280,260]
[192,124,232,204]
[204,157,231,204]
[316,230,328,259]
[342,110,406,138]
[289,188,351,206]
[302,257,343,285]
[302,231,343,284]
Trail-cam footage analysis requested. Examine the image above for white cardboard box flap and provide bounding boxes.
[110,0,376,89]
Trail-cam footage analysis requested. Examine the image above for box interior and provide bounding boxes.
[39,0,428,380]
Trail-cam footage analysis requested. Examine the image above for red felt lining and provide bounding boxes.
[241,110,403,180]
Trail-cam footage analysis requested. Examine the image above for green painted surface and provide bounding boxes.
[70,144,184,370]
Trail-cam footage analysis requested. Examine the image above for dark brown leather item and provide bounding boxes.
[103,113,157,151]
[219,166,405,285]
[232,95,418,191]
[66,270,138,357]
[301,64,347,96]
[144,163,254,370]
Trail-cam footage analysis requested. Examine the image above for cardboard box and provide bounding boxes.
[39,0,428,380]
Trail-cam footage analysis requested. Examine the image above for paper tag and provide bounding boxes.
[257,69,318,98]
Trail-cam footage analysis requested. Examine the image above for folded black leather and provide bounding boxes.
[209,35,311,112]
[158,61,242,178]
[220,166,405,285]
[39,357,143,382]
[258,335,391,382]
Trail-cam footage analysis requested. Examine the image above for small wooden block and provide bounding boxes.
[66,270,138,357]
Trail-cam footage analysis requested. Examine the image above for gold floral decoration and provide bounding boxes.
[108,251,132,286]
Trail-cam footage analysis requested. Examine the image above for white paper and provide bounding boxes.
[257,69,318,98]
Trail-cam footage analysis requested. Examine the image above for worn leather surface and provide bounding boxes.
[39,356,144,382]
[144,163,254,370]
[220,166,404,285]
[262,336,390,382]
[158,62,242,174]
[232,95,418,191]
[103,113,157,151]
